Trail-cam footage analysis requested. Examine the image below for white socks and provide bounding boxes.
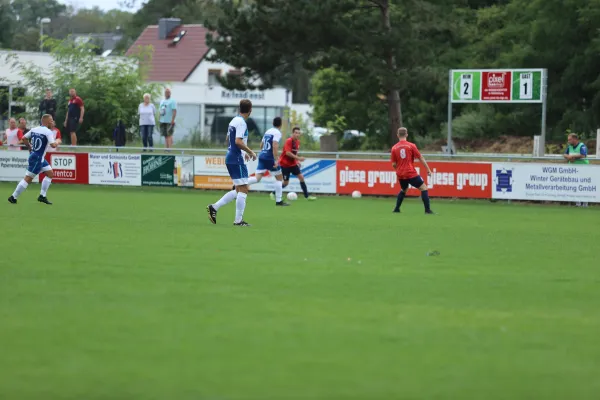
[248,176,258,185]
[213,190,237,211]
[41,177,52,197]
[235,192,247,223]
[275,180,283,202]
[12,179,29,199]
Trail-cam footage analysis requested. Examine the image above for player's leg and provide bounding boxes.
[38,163,54,204]
[296,170,316,200]
[393,179,410,213]
[9,175,33,204]
[208,164,241,224]
[271,166,289,206]
[234,164,251,226]
[9,155,40,203]
[148,126,154,149]
[413,177,433,214]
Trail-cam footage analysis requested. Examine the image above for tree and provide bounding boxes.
[205,0,465,147]
[4,38,160,144]
[466,0,600,139]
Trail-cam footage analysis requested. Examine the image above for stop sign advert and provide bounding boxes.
[42,152,89,184]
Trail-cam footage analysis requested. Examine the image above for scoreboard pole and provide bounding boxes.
[540,69,548,156]
[447,70,453,155]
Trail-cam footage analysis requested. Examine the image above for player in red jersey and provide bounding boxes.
[390,127,434,214]
[278,127,317,200]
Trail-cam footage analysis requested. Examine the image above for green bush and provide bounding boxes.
[4,38,160,145]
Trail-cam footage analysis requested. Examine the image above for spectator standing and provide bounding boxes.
[138,93,156,151]
[18,118,30,135]
[159,88,177,149]
[64,88,84,146]
[564,133,590,207]
[3,118,24,150]
[39,89,57,120]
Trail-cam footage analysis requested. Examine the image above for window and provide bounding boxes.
[208,69,221,86]
[227,69,242,77]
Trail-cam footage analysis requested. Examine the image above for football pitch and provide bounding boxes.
[1,183,599,400]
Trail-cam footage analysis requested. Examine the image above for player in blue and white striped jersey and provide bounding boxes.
[8,114,57,205]
[207,99,257,226]
[250,117,289,206]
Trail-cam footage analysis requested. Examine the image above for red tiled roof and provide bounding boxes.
[126,24,210,82]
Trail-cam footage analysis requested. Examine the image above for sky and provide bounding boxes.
[59,0,142,12]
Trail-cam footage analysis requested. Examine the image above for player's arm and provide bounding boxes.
[79,104,85,123]
[285,140,304,161]
[47,132,57,148]
[391,149,398,169]
[234,123,256,159]
[418,156,432,175]
[20,131,32,152]
[272,141,280,165]
[414,146,432,175]
[286,151,305,162]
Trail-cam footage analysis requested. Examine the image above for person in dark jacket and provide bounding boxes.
[113,120,127,151]
[39,89,57,120]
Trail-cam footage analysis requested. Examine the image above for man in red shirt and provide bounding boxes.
[390,127,434,214]
[278,127,317,201]
[64,88,84,146]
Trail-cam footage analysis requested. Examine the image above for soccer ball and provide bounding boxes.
[287,192,298,201]
[352,190,362,199]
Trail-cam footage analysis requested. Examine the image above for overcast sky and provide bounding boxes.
[59,0,142,12]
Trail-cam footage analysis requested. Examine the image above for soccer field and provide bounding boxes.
[1,183,599,400]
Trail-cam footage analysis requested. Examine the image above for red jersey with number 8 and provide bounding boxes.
[390,140,422,179]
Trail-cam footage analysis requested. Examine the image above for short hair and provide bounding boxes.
[9,117,16,123]
[568,133,579,139]
[273,117,282,127]
[397,127,408,137]
[41,114,52,123]
[239,99,252,114]
[292,126,301,133]
[19,117,26,123]
[143,93,151,99]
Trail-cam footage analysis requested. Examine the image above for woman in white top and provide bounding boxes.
[138,93,156,150]
[3,118,24,150]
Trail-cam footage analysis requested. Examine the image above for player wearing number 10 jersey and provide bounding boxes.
[253,117,289,206]
[390,127,434,214]
[8,114,57,205]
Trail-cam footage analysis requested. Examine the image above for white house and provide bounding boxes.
[127,18,290,143]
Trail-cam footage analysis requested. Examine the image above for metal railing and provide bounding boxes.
[2,143,599,163]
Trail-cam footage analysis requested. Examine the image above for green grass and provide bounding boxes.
[1,183,599,400]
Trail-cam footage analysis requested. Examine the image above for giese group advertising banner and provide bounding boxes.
[336,160,492,198]
[89,153,142,186]
[492,162,600,203]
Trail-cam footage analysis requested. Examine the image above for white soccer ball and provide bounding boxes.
[352,190,362,199]
[287,192,298,201]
